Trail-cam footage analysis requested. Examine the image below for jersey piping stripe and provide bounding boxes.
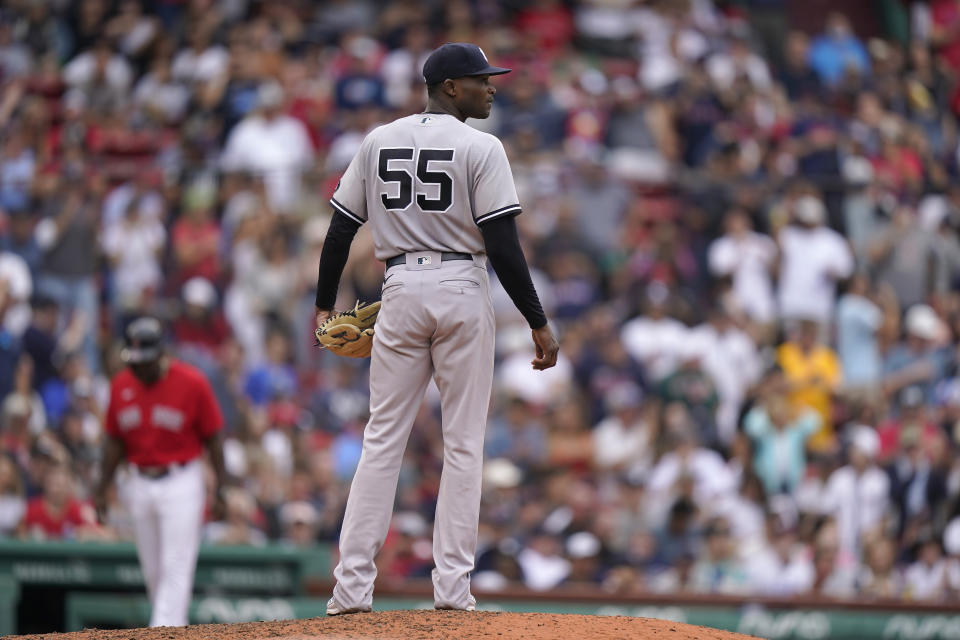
[330,197,366,225]
[475,204,521,225]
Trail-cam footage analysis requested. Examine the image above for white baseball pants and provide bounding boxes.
[122,459,205,627]
[333,253,495,610]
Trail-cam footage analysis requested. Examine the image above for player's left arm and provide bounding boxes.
[472,138,558,370]
[480,216,558,370]
[204,430,229,517]
[196,375,228,515]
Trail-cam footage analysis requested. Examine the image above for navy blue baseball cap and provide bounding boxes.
[422,43,511,85]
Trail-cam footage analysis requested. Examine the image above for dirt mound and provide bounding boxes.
[9,610,761,640]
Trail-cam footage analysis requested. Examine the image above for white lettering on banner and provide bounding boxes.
[737,608,830,640]
[210,567,290,588]
[151,405,185,431]
[115,564,144,584]
[13,561,92,583]
[194,598,296,623]
[884,615,960,640]
[118,406,141,431]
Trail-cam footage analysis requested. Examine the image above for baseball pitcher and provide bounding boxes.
[315,42,559,614]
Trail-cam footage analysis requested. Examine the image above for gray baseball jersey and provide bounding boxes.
[329,113,521,259]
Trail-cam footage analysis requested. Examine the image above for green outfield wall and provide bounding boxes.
[3,540,959,639]
[62,593,960,640]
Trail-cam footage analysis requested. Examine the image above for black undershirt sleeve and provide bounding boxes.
[480,214,548,330]
[315,211,363,310]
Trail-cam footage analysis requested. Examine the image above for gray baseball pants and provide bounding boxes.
[332,252,495,610]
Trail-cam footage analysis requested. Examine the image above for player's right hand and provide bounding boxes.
[531,324,559,371]
[213,485,229,521]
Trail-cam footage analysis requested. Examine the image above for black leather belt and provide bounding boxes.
[385,252,473,268]
[135,462,185,479]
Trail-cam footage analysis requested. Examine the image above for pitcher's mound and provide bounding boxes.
[11,610,761,640]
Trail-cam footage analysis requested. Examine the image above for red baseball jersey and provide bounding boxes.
[105,360,223,466]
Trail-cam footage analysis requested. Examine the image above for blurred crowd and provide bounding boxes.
[3,0,960,603]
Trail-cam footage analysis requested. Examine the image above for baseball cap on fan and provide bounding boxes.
[422,43,511,85]
[121,317,165,364]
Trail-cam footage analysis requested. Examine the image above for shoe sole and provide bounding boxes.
[326,607,371,616]
[435,597,476,612]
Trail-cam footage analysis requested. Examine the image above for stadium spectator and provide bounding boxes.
[857,536,904,599]
[102,197,166,315]
[621,283,689,383]
[904,537,950,600]
[707,208,777,328]
[21,296,61,393]
[484,396,548,471]
[0,131,35,214]
[203,486,267,547]
[809,520,857,598]
[0,393,32,473]
[18,464,97,540]
[0,281,22,403]
[930,0,960,72]
[689,516,750,594]
[0,454,25,537]
[221,82,314,214]
[868,205,938,309]
[517,531,570,591]
[836,273,884,389]
[706,30,772,92]
[776,195,854,327]
[747,518,814,596]
[687,305,762,445]
[776,318,842,452]
[569,155,630,255]
[646,421,737,517]
[172,277,231,371]
[563,531,606,586]
[779,31,821,99]
[743,393,820,496]
[591,383,650,473]
[62,38,133,111]
[886,418,949,538]
[0,243,33,337]
[34,180,99,373]
[883,304,951,405]
[877,386,943,463]
[170,182,222,286]
[822,426,891,558]
[278,501,320,549]
[807,13,870,87]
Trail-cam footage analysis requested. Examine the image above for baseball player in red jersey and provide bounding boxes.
[96,317,227,628]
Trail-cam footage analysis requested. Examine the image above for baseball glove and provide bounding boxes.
[315,301,381,358]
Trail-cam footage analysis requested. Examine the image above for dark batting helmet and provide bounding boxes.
[121,317,165,364]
